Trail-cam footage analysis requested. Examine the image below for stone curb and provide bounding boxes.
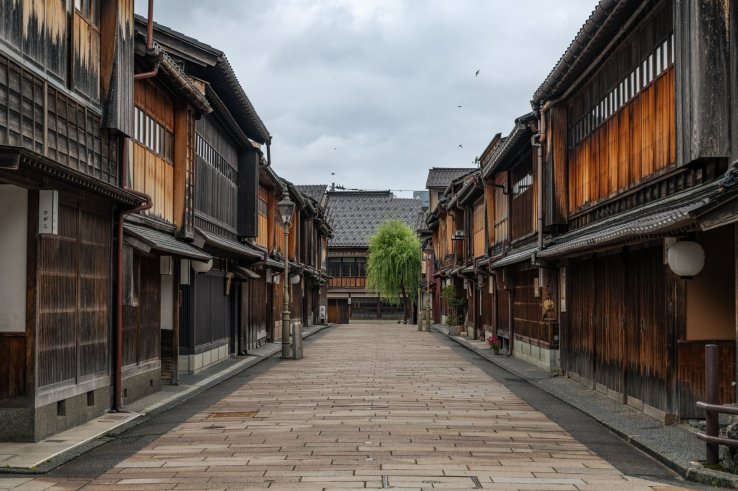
[430,325,738,489]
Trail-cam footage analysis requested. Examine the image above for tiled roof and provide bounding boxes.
[425,167,477,189]
[326,191,424,248]
[295,184,328,204]
[532,0,641,105]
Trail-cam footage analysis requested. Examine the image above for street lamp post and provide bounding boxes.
[277,191,295,359]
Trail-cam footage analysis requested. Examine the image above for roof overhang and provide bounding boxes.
[194,227,263,260]
[0,147,143,206]
[124,223,212,261]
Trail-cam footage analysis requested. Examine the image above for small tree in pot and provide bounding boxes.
[441,285,465,332]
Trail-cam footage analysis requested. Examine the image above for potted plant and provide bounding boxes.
[487,335,502,354]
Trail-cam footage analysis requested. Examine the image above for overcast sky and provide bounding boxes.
[135,1,596,195]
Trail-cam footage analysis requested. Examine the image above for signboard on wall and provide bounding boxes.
[541,268,558,321]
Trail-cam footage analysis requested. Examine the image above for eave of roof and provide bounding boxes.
[481,113,536,179]
[531,0,643,106]
[136,16,271,144]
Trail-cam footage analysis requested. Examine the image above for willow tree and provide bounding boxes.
[366,219,421,324]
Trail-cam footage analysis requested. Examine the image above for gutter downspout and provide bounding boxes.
[114,139,152,412]
[134,0,158,80]
[532,132,543,252]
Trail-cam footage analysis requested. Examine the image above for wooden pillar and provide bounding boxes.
[171,258,180,385]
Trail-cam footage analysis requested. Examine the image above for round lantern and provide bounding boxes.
[191,259,213,273]
[289,274,301,284]
[667,241,705,278]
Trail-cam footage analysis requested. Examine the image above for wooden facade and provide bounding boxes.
[528,0,738,420]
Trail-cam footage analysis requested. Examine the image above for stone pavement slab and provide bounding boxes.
[0,324,701,490]
[432,325,736,488]
[0,325,330,475]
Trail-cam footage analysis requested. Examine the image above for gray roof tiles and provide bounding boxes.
[326,191,423,248]
[295,184,328,204]
[425,167,477,189]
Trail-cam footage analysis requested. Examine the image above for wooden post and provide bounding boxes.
[705,343,719,465]
[171,259,180,385]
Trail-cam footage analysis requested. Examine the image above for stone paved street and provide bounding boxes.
[2,324,694,490]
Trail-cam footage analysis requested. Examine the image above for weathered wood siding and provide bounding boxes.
[71,6,100,102]
[566,2,675,215]
[133,79,175,223]
[510,154,536,241]
[255,187,269,249]
[195,114,238,237]
[492,172,508,247]
[132,143,172,222]
[545,103,568,226]
[472,198,484,257]
[675,0,732,163]
[122,251,160,367]
[564,246,680,415]
[37,201,111,389]
[100,0,134,134]
[0,0,68,84]
[0,53,118,183]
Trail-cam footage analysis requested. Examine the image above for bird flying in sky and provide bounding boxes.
[475,69,480,77]
[458,144,463,149]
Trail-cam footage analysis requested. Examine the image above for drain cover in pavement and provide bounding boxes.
[208,411,258,418]
[383,475,481,489]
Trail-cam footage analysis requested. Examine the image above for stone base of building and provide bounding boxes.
[122,361,161,405]
[179,342,229,374]
[513,338,560,372]
[0,385,112,443]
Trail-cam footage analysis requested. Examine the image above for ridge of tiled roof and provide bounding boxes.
[425,167,477,189]
[325,192,423,248]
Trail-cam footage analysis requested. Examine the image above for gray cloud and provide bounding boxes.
[137,0,596,193]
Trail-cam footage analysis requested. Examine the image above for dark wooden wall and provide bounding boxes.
[510,154,536,241]
[678,341,736,418]
[195,113,239,238]
[511,267,555,348]
[0,54,118,184]
[246,277,269,345]
[564,246,681,415]
[37,201,111,388]
[0,333,25,398]
[193,269,232,350]
[122,251,160,367]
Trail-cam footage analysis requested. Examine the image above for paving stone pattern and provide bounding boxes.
[3,325,689,490]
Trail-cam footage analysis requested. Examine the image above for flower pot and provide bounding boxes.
[492,348,500,355]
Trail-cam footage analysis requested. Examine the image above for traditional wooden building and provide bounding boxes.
[120,20,215,401]
[479,113,560,370]
[295,185,332,326]
[425,169,477,331]
[0,0,143,441]
[531,0,738,421]
[325,190,423,323]
[135,17,272,373]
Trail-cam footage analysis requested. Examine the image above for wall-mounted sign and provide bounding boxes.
[38,190,58,235]
[541,268,558,321]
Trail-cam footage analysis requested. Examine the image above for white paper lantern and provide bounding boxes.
[289,274,301,284]
[667,241,705,278]
[191,259,213,273]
